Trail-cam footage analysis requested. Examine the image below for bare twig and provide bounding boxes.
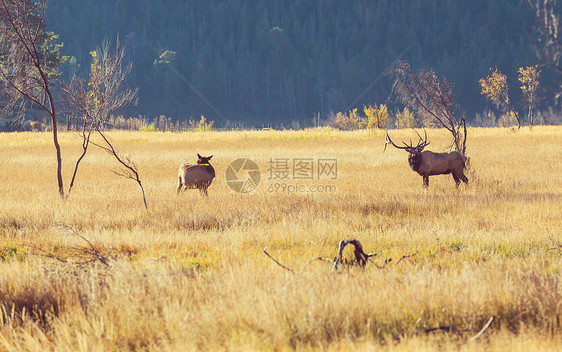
[548,244,562,251]
[30,226,110,267]
[263,249,295,272]
[31,246,68,264]
[301,257,335,271]
[368,257,392,269]
[97,130,148,211]
[60,225,110,267]
[395,250,419,265]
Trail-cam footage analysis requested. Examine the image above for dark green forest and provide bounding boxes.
[44,0,545,126]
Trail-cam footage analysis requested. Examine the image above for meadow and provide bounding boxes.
[0,126,560,351]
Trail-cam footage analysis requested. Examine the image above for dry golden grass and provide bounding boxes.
[0,126,561,351]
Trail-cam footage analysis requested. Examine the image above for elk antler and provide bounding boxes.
[384,129,430,154]
[413,128,430,152]
[385,129,408,152]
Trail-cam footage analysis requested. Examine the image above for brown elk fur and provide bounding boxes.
[177,154,215,196]
[386,130,468,188]
[408,150,468,187]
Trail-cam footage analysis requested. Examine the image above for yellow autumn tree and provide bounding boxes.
[518,65,540,128]
[479,68,520,128]
[332,108,366,130]
[364,104,390,129]
[395,107,416,129]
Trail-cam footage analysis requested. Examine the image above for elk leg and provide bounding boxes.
[198,184,208,196]
[177,176,184,194]
[452,174,461,188]
[422,175,429,188]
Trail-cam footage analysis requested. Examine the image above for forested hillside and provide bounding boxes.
[45,0,541,126]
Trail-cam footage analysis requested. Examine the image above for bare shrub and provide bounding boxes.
[390,60,467,154]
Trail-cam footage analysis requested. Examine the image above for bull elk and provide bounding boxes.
[384,130,468,188]
[177,154,215,196]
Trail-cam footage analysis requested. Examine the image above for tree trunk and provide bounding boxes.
[50,111,64,199]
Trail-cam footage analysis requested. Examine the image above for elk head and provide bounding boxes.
[384,129,429,171]
[197,154,213,165]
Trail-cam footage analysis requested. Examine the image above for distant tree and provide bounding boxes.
[518,65,540,128]
[395,107,416,129]
[364,104,390,129]
[330,108,366,130]
[390,60,467,154]
[0,0,68,197]
[188,115,214,131]
[479,68,521,128]
[153,50,176,65]
[41,0,537,124]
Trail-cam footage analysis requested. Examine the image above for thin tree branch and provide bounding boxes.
[263,249,295,272]
[97,129,147,210]
[394,250,419,265]
[301,257,334,270]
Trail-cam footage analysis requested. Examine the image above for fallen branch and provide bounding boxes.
[32,246,68,264]
[369,257,392,269]
[333,239,377,270]
[263,249,294,272]
[395,250,419,265]
[548,244,562,251]
[31,225,110,267]
[469,316,494,342]
[424,316,494,340]
[424,325,461,335]
[264,240,418,273]
[301,257,334,271]
[367,250,418,269]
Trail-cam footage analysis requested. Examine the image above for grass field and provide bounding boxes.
[0,126,561,351]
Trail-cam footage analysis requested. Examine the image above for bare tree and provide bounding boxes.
[390,60,467,154]
[61,41,144,208]
[1,2,142,206]
[0,0,67,197]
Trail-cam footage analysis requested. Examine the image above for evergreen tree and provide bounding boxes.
[42,0,538,126]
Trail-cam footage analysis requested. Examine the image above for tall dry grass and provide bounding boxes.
[0,127,561,351]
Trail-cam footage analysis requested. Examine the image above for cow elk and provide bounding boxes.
[177,154,215,196]
[384,130,468,188]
